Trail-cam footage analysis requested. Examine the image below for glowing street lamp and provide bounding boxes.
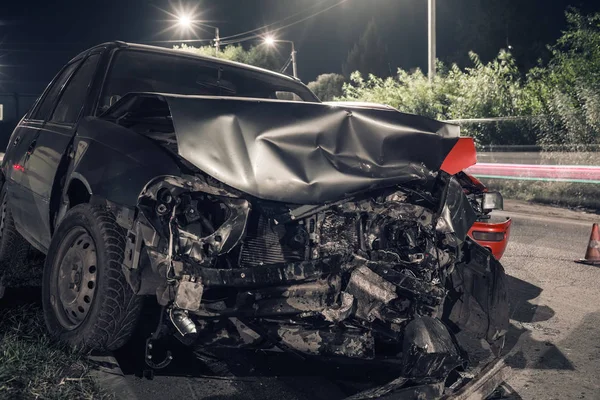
[168,7,220,56]
[263,35,276,47]
[263,36,297,78]
[177,13,192,30]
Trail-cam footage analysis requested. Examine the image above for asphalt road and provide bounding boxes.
[116,201,600,400]
[494,203,600,400]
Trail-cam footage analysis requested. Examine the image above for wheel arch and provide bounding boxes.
[66,173,92,207]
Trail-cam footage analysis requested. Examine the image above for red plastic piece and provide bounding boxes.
[440,137,477,175]
[468,218,512,260]
[463,172,487,192]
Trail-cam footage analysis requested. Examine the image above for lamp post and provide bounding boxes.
[428,0,436,82]
[176,13,220,56]
[264,36,297,78]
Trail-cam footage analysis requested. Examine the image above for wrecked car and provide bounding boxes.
[0,42,510,398]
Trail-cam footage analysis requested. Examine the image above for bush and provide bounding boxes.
[338,51,540,146]
[307,73,345,101]
[531,10,600,148]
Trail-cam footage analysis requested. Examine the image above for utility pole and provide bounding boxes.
[264,37,298,78]
[291,42,298,79]
[214,27,220,57]
[428,0,436,82]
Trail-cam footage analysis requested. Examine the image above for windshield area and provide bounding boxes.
[97,49,317,114]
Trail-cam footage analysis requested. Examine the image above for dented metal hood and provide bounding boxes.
[161,94,460,204]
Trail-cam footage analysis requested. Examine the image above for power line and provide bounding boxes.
[145,0,347,47]
[141,38,214,44]
[218,0,331,41]
[220,0,351,46]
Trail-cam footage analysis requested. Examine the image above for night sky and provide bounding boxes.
[1,0,598,93]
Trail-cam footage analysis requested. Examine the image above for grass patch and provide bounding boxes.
[481,178,600,211]
[0,301,111,400]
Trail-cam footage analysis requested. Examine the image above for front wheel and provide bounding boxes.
[42,204,142,351]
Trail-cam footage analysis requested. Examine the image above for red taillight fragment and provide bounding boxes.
[471,231,504,242]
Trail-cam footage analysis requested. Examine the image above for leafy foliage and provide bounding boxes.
[530,10,600,148]
[338,50,539,145]
[307,73,345,101]
[174,43,283,71]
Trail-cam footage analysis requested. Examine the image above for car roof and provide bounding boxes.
[72,41,303,84]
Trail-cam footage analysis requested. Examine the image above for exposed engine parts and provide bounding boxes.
[123,175,508,391]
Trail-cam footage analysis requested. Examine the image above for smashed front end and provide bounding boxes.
[110,95,509,397]
[122,175,508,396]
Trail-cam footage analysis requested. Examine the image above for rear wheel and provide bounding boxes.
[0,186,37,298]
[42,204,142,350]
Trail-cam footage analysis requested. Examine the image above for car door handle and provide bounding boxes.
[12,136,21,146]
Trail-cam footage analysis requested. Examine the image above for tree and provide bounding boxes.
[174,43,284,71]
[307,73,345,101]
[529,9,600,147]
[342,19,389,78]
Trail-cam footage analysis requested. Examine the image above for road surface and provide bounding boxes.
[115,200,600,400]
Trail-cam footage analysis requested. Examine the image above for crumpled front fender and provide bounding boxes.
[443,238,510,346]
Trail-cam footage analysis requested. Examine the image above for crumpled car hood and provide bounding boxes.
[161,94,460,204]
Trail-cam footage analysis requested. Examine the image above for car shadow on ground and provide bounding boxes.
[0,286,42,309]
[502,274,574,373]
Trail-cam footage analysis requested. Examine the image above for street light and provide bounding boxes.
[263,36,297,78]
[171,9,220,56]
[263,35,276,47]
[428,0,436,82]
[177,13,192,29]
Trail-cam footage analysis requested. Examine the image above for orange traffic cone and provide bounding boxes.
[576,223,600,266]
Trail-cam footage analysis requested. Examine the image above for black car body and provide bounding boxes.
[0,42,509,399]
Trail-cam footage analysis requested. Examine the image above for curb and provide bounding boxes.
[88,353,138,400]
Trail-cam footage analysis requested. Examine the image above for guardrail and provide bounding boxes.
[469,145,600,184]
[466,163,600,184]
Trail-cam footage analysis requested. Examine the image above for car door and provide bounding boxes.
[15,54,101,251]
[6,60,83,250]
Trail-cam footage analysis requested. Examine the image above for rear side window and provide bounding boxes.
[51,54,100,124]
[276,91,302,101]
[31,61,81,121]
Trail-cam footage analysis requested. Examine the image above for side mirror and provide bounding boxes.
[109,95,122,107]
[482,192,504,211]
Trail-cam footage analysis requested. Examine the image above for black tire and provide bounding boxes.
[0,186,37,296]
[42,204,143,351]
